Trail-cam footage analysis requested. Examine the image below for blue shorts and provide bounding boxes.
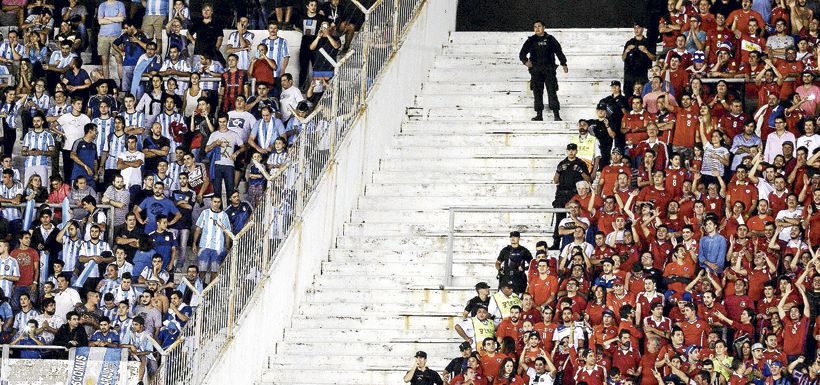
[197,248,227,272]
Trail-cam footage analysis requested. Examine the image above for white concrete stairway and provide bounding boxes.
[260,29,628,385]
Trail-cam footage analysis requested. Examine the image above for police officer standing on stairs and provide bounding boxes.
[495,231,532,294]
[519,20,568,122]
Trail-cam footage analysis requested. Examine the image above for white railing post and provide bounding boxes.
[391,0,401,52]
[226,246,239,339]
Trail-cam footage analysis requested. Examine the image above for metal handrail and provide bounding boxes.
[443,206,569,287]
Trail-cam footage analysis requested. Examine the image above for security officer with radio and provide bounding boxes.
[519,20,568,122]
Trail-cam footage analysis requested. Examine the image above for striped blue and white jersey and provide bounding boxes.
[195,209,231,252]
[22,130,55,167]
[0,182,23,221]
[104,132,128,170]
[60,235,83,272]
[92,116,116,158]
[78,240,111,278]
[227,31,255,70]
[13,308,40,336]
[0,256,20,297]
[260,36,289,77]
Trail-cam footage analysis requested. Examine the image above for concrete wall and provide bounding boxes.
[456,0,643,30]
[201,1,459,384]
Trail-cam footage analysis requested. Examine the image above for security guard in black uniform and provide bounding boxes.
[519,20,568,122]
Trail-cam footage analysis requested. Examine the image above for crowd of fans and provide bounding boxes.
[405,1,820,385]
[0,0,363,383]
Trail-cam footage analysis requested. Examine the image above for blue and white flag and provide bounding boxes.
[21,199,35,231]
[68,347,126,385]
[39,251,49,285]
[72,260,97,288]
[61,197,71,228]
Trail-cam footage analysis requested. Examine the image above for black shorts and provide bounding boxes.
[273,0,297,8]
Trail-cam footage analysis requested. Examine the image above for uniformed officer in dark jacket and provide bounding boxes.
[404,351,444,385]
[550,143,590,249]
[495,231,532,293]
[519,20,568,122]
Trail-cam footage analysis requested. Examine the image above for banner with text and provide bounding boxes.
[68,347,127,385]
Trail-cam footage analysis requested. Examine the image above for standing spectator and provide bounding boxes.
[297,0,322,87]
[187,4,223,65]
[495,231,532,294]
[250,47,277,91]
[52,274,81,320]
[0,172,22,234]
[309,20,340,83]
[225,190,252,234]
[134,182,181,234]
[192,196,230,283]
[34,298,64,344]
[21,112,55,184]
[69,123,99,189]
[218,54,249,113]
[56,97,90,177]
[60,58,92,100]
[550,144,590,249]
[120,315,157,383]
[171,173,195,267]
[519,20,568,122]
[141,0,167,53]
[205,113,243,197]
[623,22,656,96]
[10,233,38,310]
[279,74,303,122]
[698,216,727,274]
[0,240,20,311]
[226,17,254,71]
[0,87,20,157]
[132,289,161,336]
[96,0,126,79]
[261,21,289,92]
[52,311,88,356]
[113,20,149,96]
[45,41,77,91]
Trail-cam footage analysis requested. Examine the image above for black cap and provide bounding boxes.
[475,282,490,290]
[415,351,427,358]
[610,80,621,87]
[510,231,521,238]
[633,20,644,28]
[501,280,515,288]
[459,341,472,351]
[567,143,578,150]
[596,102,608,110]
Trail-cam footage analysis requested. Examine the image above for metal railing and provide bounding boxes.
[443,206,569,287]
[152,0,428,383]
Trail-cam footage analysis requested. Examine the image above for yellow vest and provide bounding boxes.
[492,292,522,319]
[572,134,598,164]
[471,317,496,343]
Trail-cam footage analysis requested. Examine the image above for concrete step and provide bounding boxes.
[283,327,458,343]
[274,341,461,357]
[261,368,412,384]
[363,182,557,198]
[419,79,616,94]
[335,234,547,251]
[269,354,452,371]
[297,301,463,316]
[441,43,620,55]
[414,91,604,106]
[447,30,631,45]
[349,207,557,225]
[341,222,553,237]
[378,157,564,170]
[407,105,594,121]
[427,67,619,82]
[288,314,456,330]
[306,287,478,305]
[315,274,493,290]
[432,55,623,71]
[321,260,498,277]
[384,145,567,158]
[392,132,575,147]
[355,195,554,210]
[371,169,559,183]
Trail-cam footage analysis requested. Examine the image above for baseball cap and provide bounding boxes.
[510,231,521,238]
[771,361,783,367]
[596,102,608,110]
[680,292,693,303]
[501,280,515,288]
[603,309,616,317]
[611,80,621,87]
[611,147,622,155]
[475,282,490,290]
[415,351,427,358]
[567,143,578,150]
[684,345,700,355]
[613,277,625,286]
[752,343,764,351]
[459,341,472,351]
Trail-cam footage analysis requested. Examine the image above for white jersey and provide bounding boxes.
[227,31,255,70]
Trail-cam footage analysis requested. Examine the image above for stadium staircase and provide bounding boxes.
[260,29,628,385]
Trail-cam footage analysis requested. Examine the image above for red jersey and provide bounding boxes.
[636,291,665,319]
[698,303,728,326]
[606,291,634,319]
[629,139,668,170]
[781,316,810,356]
[575,365,607,385]
[679,317,709,346]
[622,110,655,144]
[638,186,673,216]
[718,112,751,139]
[528,274,560,307]
[736,32,767,63]
[599,163,631,198]
[10,248,39,286]
[768,190,789,216]
[672,104,700,147]
[611,347,642,377]
[662,68,690,99]
[664,166,691,198]
[726,9,765,35]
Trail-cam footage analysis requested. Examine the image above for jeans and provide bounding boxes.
[212,164,235,198]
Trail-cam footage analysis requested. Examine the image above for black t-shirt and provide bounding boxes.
[464,295,490,317]
[312,37,339,71]
[172,189,196,229]
[113,224,144,260]
[409,368,443,385]
[623,37,654,75]
[445,357,467,377]
[497,245,533,277]
[142,135,171,173]
[298,13,325,39]
[599,94,628,121]
[189,18,224,57]
[555,157,590,191]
